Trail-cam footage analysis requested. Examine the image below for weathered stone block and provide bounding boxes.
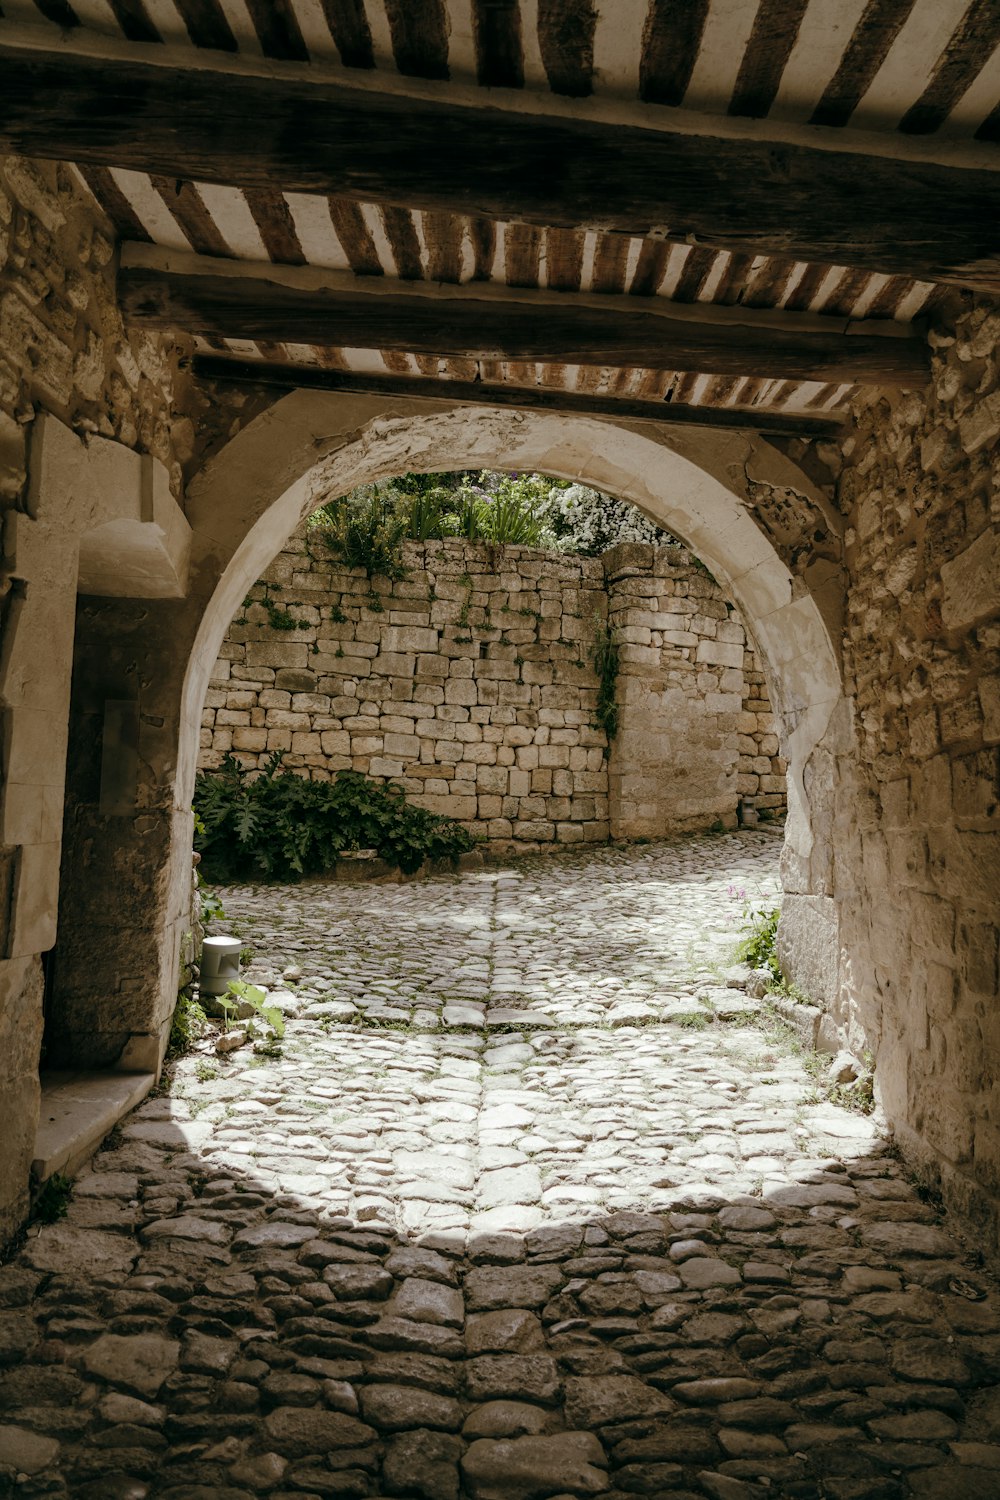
[696,639,744,669]
[941,527,1000,632]
[386,625,439,653]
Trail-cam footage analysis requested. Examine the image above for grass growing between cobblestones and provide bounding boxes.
[720,882,877,1115]
[717,997,877,1115]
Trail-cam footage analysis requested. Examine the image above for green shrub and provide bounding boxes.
[194,753,476,882]
[310,471,559,571]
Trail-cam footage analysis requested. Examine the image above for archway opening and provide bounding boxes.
[42,394,852,1189]
[194,465,789,866]
[181,396,844,910]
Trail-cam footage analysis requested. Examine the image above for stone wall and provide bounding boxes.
[0,154,195,1240]
[834,295,1000,1242]
[606,544,785,839]
[200,530,785,849]
[0,158,195,500]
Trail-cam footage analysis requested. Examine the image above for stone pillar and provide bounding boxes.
[829,308,1000,1239]
[775,696,851,1043]
[606,542,751,837]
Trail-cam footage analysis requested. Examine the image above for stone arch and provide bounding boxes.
[182,393,844,872]
[51,391,850,1075]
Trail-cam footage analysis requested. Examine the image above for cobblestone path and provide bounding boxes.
[3,835,1000,1499]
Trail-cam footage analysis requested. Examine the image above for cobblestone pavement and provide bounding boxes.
[3,834,1000,1499]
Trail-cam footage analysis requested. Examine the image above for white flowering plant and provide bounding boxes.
[544,482,674,556]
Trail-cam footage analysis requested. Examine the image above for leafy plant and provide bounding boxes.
[168,993,208,1057]
[216,979,286,1059]
[312,486,409,579]
[193,813,226,925]
[221,979,286,1046]
[33,1174,71,1224]
[194,753,476,882]
[732,887,782,977]
[590,617,620,750]
[198,875,225,926]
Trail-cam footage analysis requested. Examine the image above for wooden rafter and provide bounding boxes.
[0,46,997,290]
[121,247,929,386]
[190,355,847,435]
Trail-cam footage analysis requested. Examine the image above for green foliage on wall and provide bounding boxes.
[591,618,620,751]
[310,472,564,576]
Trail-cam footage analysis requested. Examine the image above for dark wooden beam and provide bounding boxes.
[121,248,928,385]
[0,45,997,290]
[190,354,848,436]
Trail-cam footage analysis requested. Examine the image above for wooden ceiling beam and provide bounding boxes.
[0,45,997,290]
[190,355,847,437]
[121,247,928,386]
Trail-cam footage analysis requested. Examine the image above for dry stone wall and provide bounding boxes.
[835,295,1000,1242]
[200,529,785,850]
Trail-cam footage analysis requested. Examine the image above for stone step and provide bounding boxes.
[33,1070,155,1183]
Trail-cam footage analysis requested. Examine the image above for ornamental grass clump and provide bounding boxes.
[194,752,476,882]
[311,486,409,579]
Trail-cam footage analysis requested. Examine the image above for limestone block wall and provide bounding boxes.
[605,544,786,837]
[200,529,784,850]
[834,296,1000,1241]
[0,154,195,1240]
